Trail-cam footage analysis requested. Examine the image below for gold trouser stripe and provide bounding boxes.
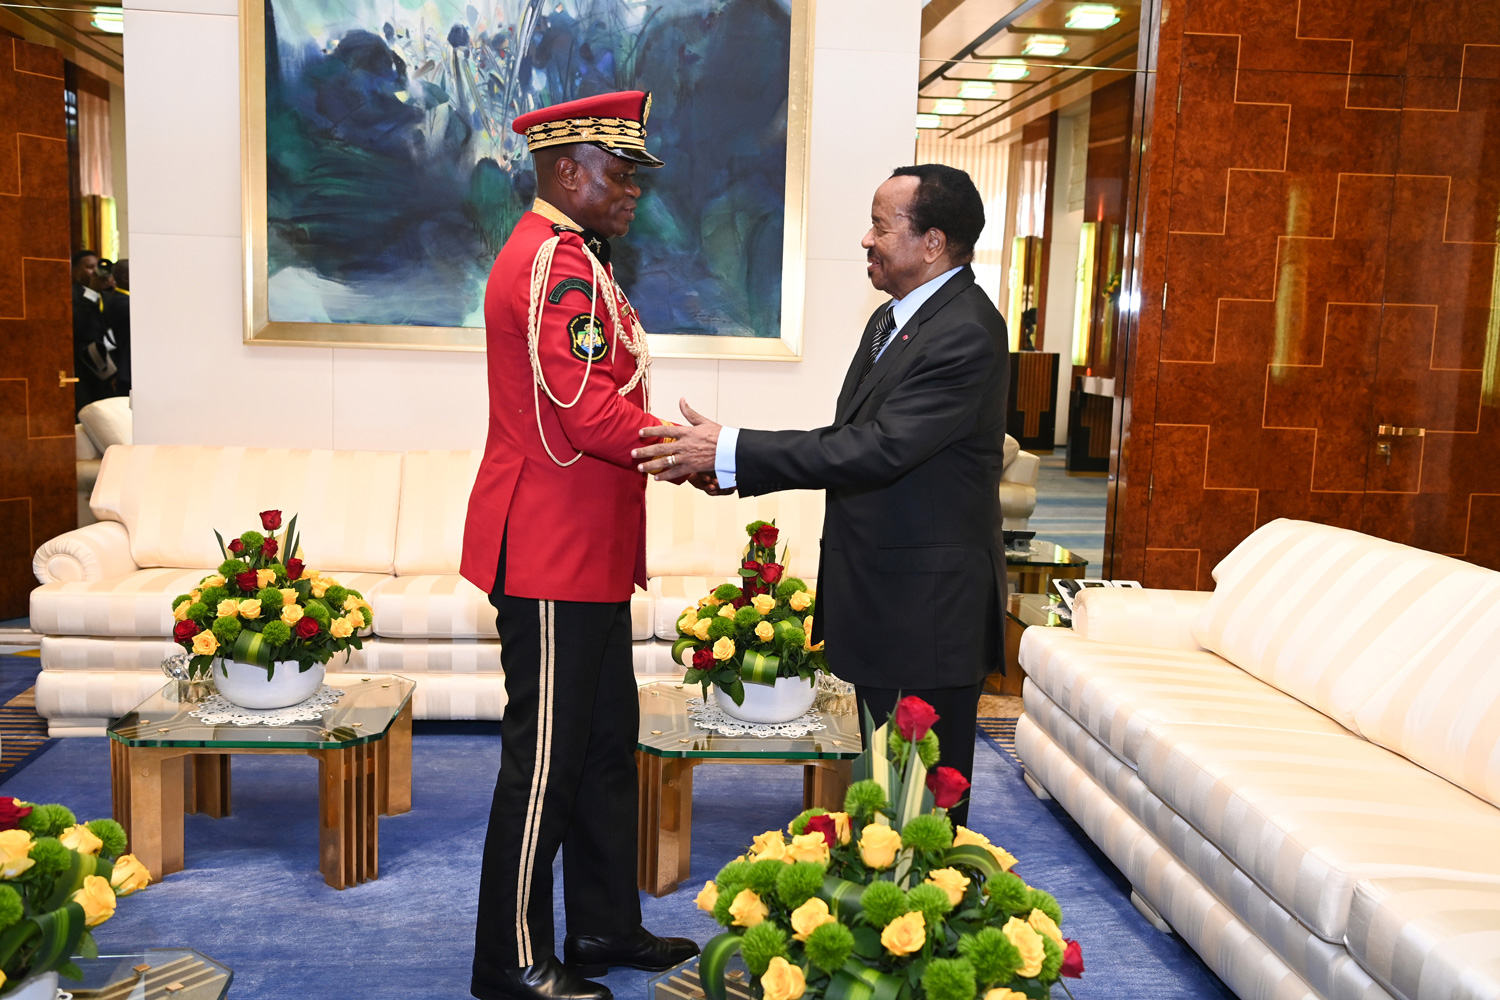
[515,600,556,964]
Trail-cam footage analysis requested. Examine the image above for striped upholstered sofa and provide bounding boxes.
[1016,519,1500,1000]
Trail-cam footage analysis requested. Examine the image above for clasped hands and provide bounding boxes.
[634,398,733,495]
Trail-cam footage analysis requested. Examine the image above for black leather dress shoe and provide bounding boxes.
[564,926,700,976]
[472,956,612,1000]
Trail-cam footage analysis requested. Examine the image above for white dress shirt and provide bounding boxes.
[714,266,962,488]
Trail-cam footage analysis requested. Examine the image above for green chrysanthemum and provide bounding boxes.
[916,730,941,768]
[716,860,753,891]
[787,809,828,836]
[171,594,192,612]
[782,626,807,648]
[1039,933,1064,982]
[86,818,127,858]
[0,884,21,932]
[744,859,785,896]
[217,559,247,579]
[739,920,788,976]
[957,927,1023,986]
[211,616,242,644]
[26,836,70,877]
[711,890,740,927]
[258,586,285,608]
[906,882,954,923]
[238,530,265,552]
[20,804,75,838]
[303,601,332,627]
[901,813,954,852]
[776,577,808,598]
[859,880,908,928]
[713,584,742,601]
[199,587,228,608]
[731,607,758,627]
[986,872,1032,914]
[844,780,888,820]
[184,602,208,622]
[323,584,349,608]
[261,620,293,645]
[803,920,854,973]
[708,617,738,641]
[1028,888,1063,927]
[775,861,824,910]
[921,958,976,1000]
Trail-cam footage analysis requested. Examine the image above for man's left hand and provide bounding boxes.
[635,398,720,482]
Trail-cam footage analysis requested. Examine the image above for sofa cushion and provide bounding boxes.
[646,478,824,578]
[78,396,132,450]
[649,576,817,640]
[1134,722,1500,943]
[393,450,481,576]
[1345,875,1500,1000]
[1193,519,1498,730]
[356,637,504,673]
[371,576,654,641]
[1354,580,1500,810]
[1020,628,1348,768]
[31,569,390,638]
[1071,587,1211,651]
[89,445,404,574]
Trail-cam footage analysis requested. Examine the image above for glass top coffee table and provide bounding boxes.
[107,674,414,890]
[1006,539,1088,594]
[66,948,232,999]
[636,682,861,897]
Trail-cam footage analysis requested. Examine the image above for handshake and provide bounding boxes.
[632,397,734,496]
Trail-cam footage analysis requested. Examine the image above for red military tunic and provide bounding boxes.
[460,200,661,603]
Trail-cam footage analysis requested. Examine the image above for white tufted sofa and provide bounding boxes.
[1016,519,1500,1000]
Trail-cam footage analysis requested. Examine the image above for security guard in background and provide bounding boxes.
[461,92,697,1000]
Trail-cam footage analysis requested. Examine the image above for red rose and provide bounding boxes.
[753,524,779,547]
[761,562,784,585]
[1060,940,1084,978]
[926,766,971,809]
[285,558,304,581]
[295,616,320,638]
[235,570,259,593]
[742,559,762,574]
[896,695,940,741]
[259,509,283,530]
[0,797,32,831]
[692,647,714,671]
[173,620,200,643]
[261,537,279,558]
[732,593,750,608]
[804,814,836,848]
[227,538,244,555]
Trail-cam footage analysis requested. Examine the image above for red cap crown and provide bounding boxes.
[512,90,662,167]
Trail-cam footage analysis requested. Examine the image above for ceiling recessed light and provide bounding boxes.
[933,98,966,115]
[958,82,996,99]
[91,6,123,32]
[1066,4,1120,29]
[1022,35,1070,57]
[988,60,1031,81]
[916,114,943,130]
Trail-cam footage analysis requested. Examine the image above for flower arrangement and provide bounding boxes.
[693,698,1083,1000]
[0,795,150,993]
[672,520,828,706]
[168,509,373,679]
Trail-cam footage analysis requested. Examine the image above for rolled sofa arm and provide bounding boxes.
[1002,450,1041,487]
[32,520,138,585]
[1071,587,1212,651]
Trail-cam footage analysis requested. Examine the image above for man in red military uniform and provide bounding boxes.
[462,91,697,1000]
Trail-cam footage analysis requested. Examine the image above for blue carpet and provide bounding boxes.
[1029,451,1107,571]
[0,727,1234,999]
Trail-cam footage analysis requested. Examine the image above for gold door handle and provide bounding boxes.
[1376,425,1425,437]
[58,371,79,387]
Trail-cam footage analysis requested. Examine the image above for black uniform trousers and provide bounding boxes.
[472,557,641,992]
[853,681,984,829]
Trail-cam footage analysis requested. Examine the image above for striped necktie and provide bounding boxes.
[858,304,897,384]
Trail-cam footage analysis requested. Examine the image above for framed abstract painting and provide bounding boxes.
[240,0,811,358]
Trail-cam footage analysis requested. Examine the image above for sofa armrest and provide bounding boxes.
[32,521,138,584]
[1071,587,1211,651]
[1002,450,1040,487]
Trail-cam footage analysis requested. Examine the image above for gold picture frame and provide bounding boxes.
[240,0,812,359]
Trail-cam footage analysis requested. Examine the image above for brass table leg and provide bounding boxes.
[637,753,694,898]
[803,761,852,812]
[185,755,232,818]
[376,702,413,816]
[117,747,186,882]
[316,744,379,889]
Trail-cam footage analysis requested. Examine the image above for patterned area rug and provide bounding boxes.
[977,717,1021,767]
[0,652,53,782]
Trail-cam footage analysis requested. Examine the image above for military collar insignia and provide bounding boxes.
[581,230,611,265]
[532,198,612,264]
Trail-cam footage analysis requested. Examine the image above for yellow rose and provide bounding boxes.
[191,631,219,657]
[699,594,721,608]
[71,874,116,927]
[759,956,806,1000]
[305,568,321,580]
[200,574,225,589]
[954,826,1019,871]
[728,888,768,927]
[281,604,305,625]
[341,596,363,613]
[0,831,34,879]
[693,619,712,641]
[789,897,837,942]
[712,636,736,661]
[828,812,852,845]
[311,578,332,598]
[237,599,263,620]
[880,911,926,956]
[189,589,201,601]
[346,608,365,628]
[695,880,719,912]
[749,830,787,863]
[215,599,239,618]
[330,617,355,639]
[751,593,776,615]
[1028,908,1064,946]
[718,604,736,619]
[754,621,775,642]
[109,854,151,895]
[172,597,194,622]
[789,590,812,611]
[786,832,831,867]
[802,615,824,652]
[859,823,903,869]
[926,867,971,907]
[985,991,1030,1000]
[256,568,277,589]
[680,606,698,625]
[60,824,103,856]
[280,588,298,606]
[1002,917,1045,978]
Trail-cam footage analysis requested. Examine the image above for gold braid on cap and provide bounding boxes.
[525,116,649,154]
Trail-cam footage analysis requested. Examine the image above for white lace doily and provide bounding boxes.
[686,693,828,738]
[188,685,346,726]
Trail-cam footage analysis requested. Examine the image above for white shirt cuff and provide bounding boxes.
[715,427,740,489]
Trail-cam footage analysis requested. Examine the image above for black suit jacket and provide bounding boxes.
[735,266,1010,689]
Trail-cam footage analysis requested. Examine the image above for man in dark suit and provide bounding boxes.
[634,164,1008,826]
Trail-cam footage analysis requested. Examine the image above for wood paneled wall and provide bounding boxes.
[1109,0,1500,586]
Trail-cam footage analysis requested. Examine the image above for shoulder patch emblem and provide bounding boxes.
[548,276,594,304]
[568,314,609,362]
